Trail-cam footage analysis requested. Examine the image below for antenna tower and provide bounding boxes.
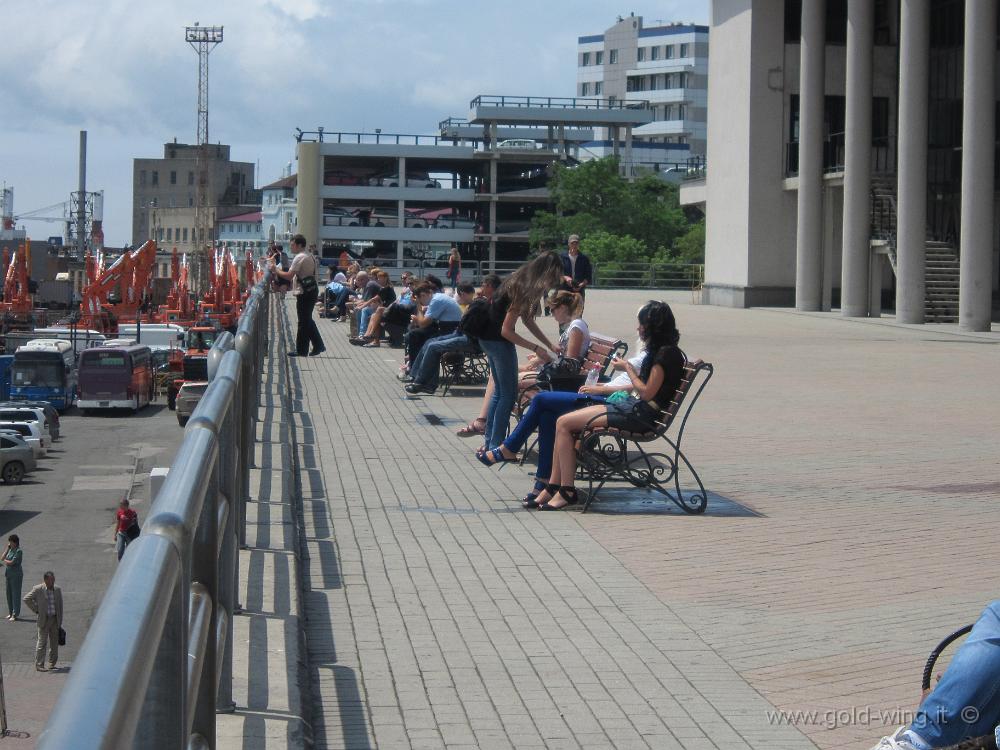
[185,23,223,293]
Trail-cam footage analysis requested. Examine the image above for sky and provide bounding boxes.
[1,0,708,247]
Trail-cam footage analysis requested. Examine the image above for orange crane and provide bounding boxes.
[198,247,243,330]
[0,244,34,321]
[79,240,158,332]
[157,249,196,325]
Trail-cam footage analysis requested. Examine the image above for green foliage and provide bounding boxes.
[530,157,700,267]
[673,220,705,263]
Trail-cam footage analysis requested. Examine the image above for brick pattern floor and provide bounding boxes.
[287,292,1000,750]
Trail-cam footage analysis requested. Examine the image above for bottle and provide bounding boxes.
[584,365,599,387]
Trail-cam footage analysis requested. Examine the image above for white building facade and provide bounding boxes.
[577,16,709,157]
[695,0,998,331]
[260,175,298,248]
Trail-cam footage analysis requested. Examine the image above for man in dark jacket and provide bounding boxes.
[560,234,592,298]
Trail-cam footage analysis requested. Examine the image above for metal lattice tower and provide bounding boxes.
[185,23,223,293]
[185,23,223,145]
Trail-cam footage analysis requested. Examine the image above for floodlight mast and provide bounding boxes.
[185,23,223,294]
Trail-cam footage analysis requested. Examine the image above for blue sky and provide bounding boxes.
[1,0,708,246]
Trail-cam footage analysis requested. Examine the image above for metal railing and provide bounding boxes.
[38,275,271,749]
[295,128,446,146]
[471,94,652,111]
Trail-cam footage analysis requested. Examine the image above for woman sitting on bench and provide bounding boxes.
[536,300,684,510]
[517,290,590,392]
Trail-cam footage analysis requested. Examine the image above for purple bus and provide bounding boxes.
[77,345,154,412]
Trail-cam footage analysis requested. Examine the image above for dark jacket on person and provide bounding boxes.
[561,252,593,287]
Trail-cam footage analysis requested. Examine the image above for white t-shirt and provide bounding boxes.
[609,350,647,386]
[558,318,591,359]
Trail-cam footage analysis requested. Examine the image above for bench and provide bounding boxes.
[439,344,489,396]
[514,332,628,419]
[575,358,713,514]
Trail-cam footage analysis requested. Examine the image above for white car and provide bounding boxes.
[0,408,52,443]
[497,139,540,150]
[0,422,46,457]
[368,174,440,188]
[434,215,477,229]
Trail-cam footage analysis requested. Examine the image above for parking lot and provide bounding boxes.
[0,402,184,744]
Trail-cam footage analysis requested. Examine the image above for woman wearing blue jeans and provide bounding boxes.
[475,252,564,452]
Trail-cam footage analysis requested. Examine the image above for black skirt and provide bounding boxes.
[605,397,659,432]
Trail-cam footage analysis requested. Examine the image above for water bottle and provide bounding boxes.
[585,365,599,387]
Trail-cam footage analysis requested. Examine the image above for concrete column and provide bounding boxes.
[959,0,996,331]
[841,0,874,316]
[295,141,321,248]
[795,0,826,311]
[896,0,930,323]
[397,156,406,236]
[611,126,620,160]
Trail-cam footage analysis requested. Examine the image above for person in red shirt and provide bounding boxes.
[113,498,138,561]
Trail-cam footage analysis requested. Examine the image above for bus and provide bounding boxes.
[11,340,77,410]
[77,345,154,412]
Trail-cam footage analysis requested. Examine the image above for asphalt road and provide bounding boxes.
[0,401,185,743]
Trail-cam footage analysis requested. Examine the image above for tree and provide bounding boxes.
[673,220,705,264]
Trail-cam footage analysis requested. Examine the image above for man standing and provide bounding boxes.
[114,498,138,561]
[23,571,63,671]
[560,234,593,298]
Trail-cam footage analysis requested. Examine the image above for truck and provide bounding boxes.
[167,323,220,426]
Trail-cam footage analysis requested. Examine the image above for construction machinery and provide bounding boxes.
[198,247,242,331]
[156,249,197,326]
[0,244,46,339]
[77,240,158,332]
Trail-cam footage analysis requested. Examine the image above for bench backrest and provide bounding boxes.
[647,358,713,439]
[585,333,628,382]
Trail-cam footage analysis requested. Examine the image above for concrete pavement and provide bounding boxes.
[243,290,1000,750]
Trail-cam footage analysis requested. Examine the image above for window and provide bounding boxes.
[581,82,590,96]
[679,43,689,57]
[188,171,194,185]
[581,51,590,66]
[231,172,241,187]
[170,171,177,185]
[678,136,688,144]
[637,47,645,62]
[664,105,674,120]
[666,45,674,59]
[151,171,159,186]
[594,81,603,96]
[651,46,660,61]
[157,228,164,241]
[182,228,188,242]
[595,50,603,64]
[609,49,618,64]
[257,223,261,232]
[166,228,172,241]
[188,196,194,207]
[139,170,146,187]
[665,73,674,89]
[678,105,687,120]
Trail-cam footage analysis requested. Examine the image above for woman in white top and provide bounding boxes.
[269,234,325,357]
[518,290,590,388]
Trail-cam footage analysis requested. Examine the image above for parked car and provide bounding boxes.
[0,401,59,440]
[368,174,440,188]
[0,433,36,484]
[322,208,360,227]
[497,139,540,150]
[0,407,53,443]
[0,422,46,458]
[323,170,365,186]
[434,215,477,229]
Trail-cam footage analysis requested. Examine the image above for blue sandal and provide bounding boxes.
[476,447,517,467]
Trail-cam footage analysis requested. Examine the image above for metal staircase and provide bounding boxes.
[869,175,960,322]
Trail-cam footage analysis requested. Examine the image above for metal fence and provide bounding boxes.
[38,277,271,749]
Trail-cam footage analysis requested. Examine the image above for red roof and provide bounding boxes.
[218,211,261,223]
[261,175,297,190]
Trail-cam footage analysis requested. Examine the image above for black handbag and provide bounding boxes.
[125,521,141,542]
[299,275,318,295]
[58,627,66,646]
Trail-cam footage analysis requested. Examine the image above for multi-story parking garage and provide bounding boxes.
[294,96,653,274]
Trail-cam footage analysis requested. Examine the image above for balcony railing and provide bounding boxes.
[471,94,651,111]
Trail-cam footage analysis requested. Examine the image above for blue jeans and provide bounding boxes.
[503,390,605,480]
[358,305,375,335]
[410,331,470,388]
[908,600,1000,747]
[478,338,518,451]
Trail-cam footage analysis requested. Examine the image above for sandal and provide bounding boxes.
[362,341,381,348]
[456,418,486,438]
[476,447,516,468]
[522,481,553,509]
[539,486,580,511]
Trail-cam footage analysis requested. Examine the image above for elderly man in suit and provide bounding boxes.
[23,570,63,671]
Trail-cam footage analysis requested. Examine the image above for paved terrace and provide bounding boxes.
[234,290,1000,750]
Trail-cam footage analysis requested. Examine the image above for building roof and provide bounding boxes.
[218,211,262,223]
[261,175,297,190]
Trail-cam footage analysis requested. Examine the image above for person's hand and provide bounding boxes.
[562,275,573,286]
[578,384,600,395]
[535,347,553,364]
[610,356,627,371]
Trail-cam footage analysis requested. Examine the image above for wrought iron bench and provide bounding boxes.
[439,344,489,396]
[575,359,714,514]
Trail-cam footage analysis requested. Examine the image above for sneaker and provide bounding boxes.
[869,728,922,750]
[396,369,411,381]
[35,664,47,672]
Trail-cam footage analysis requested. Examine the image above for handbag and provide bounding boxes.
[299,275,318,295]
[58,627,66,646]
[536,356,584,391]
[124,521,141,541]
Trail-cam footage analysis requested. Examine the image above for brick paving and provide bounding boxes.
[283,291,1000,750]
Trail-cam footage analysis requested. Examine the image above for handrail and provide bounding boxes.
[38,274,271,749]
[470,94,652,111]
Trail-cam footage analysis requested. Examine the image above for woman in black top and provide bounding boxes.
[532,300,685,510]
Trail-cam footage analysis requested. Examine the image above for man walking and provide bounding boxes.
[23,571,63,671]
[560,234,593,298]
[114,498,138,561]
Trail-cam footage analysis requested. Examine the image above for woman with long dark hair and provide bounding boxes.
[475,251,564,451]
[533,300,685,510]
